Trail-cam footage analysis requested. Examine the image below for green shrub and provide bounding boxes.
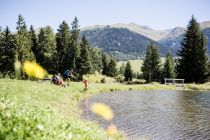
[100,77,106,83]
[127,80,145,85]
[115,76,124,83]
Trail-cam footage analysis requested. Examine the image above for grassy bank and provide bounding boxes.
[185,82,210,90]
[0,78,210,140]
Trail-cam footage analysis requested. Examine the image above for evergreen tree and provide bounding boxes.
[141,43,161,83]
[208,62,210,81]
[0,26,16,77]
[136,72,141,79]
[0,26,2,36]
[119,63,126,75]
[106,58,118,77]
[176,16,209,83]
[15,15,34,63]
[29,25,37,60]
[36,26,57,73]
[0,27,3,76]
[89,47,103,73]
[67,17,80,70]
[77,35,92,80]
[124,61,133,81]
[56,21,71,73]
[102,53,110,75]
[0,26,3,45]
[162,52,175,79]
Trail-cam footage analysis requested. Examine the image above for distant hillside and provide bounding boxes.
[82,23,171,41]
[110,23,171,41]
[161,27,185,40]
[159,27,210,55]
[203,28,210,54]
[200,21,210,29]
[81,21,210,60]
[81,27,170,60]
[158,27,185,55]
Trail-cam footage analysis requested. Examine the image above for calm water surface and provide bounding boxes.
[79,90,210,140]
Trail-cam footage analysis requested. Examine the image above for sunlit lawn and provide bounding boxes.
[117,58,165,73]
[0,75,209,139]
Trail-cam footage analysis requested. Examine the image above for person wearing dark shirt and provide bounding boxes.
[64,69,75,86]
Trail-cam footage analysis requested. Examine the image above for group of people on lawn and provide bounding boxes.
[51,68,88,93]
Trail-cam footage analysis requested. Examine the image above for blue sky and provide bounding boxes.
[0,0,210,31]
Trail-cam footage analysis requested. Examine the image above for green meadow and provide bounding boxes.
[1,75,210,140]
[117,58,165,73]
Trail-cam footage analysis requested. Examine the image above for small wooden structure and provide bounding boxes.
[164,78,185,87]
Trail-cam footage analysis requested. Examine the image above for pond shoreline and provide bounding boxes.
[79,90,210,140]
[76,82,210,139]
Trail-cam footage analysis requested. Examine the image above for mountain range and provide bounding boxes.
[81,21,210,60]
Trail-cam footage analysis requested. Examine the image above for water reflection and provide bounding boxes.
[79,90,210,140]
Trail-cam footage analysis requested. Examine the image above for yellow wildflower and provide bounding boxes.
[106,124,118,136]
[91,102,114,121]
[22,61,46,79]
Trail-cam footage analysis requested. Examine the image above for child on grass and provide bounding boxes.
[81,79,88,94]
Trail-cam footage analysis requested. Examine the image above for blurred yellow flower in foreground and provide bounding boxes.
[22,61,46,79]
[91,102,114,121]
[106,124,118,136]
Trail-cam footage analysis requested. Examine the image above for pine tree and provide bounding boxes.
[102,53,117,77]
[0,27,3,77]
[119,63,126,75]
[0,26,2,36]
[56,21,71,73]
[29,25,37,60]
[136,72,141,79]
[141,43,161,83]
[15,15,34,63]
[124,61,133,81]
[176,16,209,83]
[162,52,175,79]
[36,26,57,73]
[77,35,92,80]
[0,26,16,77]
[102,53,110,75]
[107,58,118,77]
[89,47,103,73]
[68,17,80,70]
[208,62,210,81]
[0,26,3,45]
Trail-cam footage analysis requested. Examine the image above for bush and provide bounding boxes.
[100,77,106,83]
[126,80,145,85]
[115,76,124,83]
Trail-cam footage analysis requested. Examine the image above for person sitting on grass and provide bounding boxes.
[64,68,75,86]
[51,74,58,84]
[51,73,65,87]
[81,79,88,94]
